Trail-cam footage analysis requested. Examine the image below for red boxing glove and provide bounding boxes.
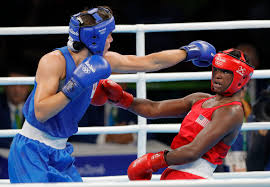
[91,80,108,106]
[128,151,169,180]
[102,79,134,109]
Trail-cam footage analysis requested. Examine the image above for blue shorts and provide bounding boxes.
[8,134,82,183]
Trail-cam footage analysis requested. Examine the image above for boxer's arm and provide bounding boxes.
[105,40,215,73]
[100,80,210,116]
[128,92,211,119]
[34,52,70,122]
[105,50,187,73]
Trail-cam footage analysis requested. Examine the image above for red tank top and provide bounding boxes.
[170,96,242,165]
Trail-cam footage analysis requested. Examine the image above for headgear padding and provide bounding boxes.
[211,48,254,96]
[68,7,115,56]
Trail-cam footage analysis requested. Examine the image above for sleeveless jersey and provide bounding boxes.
[23,46,98,138]
[170,96,242,165]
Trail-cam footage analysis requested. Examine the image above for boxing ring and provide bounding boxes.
[1,20,270,186]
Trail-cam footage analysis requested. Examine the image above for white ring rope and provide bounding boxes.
[0,122,270,138]
[0,20,270,35]
[1,178,270,187]
[0,69,269,85]
[1,172,270,185]
[2,171,270,183]
[80,172,270,182]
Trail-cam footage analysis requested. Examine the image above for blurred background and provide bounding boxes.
[1,0,270,178]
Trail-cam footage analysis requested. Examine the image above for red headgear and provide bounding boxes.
[211,48,254,96]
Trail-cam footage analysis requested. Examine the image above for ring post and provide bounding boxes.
[136,24,147,157]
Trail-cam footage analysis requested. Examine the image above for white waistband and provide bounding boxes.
[168,158,217,178]
[20,120,68,149]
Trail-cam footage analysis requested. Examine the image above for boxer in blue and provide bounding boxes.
[8,6,216,183]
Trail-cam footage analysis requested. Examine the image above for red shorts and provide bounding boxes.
[160,168,206,180]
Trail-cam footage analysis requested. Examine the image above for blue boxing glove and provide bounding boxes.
[61,55,111,100]
[180,40,216,67]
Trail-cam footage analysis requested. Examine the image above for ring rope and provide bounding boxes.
[0,69,269,85]
[0,122,270,138]
[1,172,270,185]
[1,178,270,186]
[0,20,270,35]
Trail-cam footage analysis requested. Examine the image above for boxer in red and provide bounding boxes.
[94,48,254,180]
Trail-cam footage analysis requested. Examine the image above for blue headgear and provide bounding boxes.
[68,7,115,55]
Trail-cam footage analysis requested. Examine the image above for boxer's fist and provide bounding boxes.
[62,55,111,100]
[102,80,134,109]
[128,151,168,180]
[180,40,216,67]
[91,80,108,106]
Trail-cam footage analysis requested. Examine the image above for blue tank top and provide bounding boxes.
[23,46,96,138]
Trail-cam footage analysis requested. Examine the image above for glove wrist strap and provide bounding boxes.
[61,78,83,100]
[180,45,200,61]
[117,91,134,109]
[150,150,169,172]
